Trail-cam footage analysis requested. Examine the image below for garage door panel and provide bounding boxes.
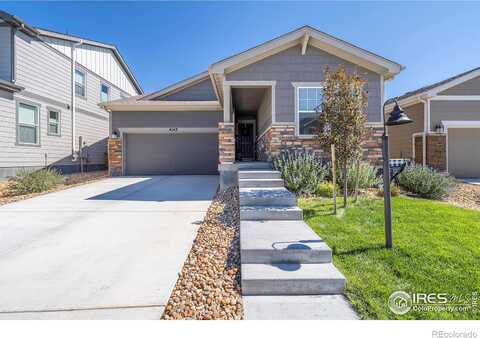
[125,133,218,175]
[448,128,480,178]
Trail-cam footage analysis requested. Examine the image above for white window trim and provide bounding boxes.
[16,99,41,146]
[100,83,110,102]
[75,68,87,99]
[47,108,61,136]
[292,82,324,137]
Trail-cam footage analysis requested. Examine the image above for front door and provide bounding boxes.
[236,121,255,161]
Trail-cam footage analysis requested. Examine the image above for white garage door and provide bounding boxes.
[448,128,480,178]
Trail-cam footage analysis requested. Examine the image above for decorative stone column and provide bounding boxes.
[108,137,123,176]
[218,122,237,190]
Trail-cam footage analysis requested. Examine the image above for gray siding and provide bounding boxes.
[0,26,11,81]
[257,88,272,135]
[159,79,217,101]
[112,111,222,131]
[226,45,382,123]
[439,76,480,95]
[430,101,480,130]
[0,30,127,175]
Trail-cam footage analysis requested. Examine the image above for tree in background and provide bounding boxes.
[316,66,368,208]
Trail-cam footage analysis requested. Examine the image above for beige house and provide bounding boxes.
[386,67,480,178]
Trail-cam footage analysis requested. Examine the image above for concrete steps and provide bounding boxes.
[237,161,353,318]
[239,170,282,180]
[242,263,346,295]
[240,205,303,221]
[243,295,359,320]
[238,161,272,170]
[239,178,284,188]
[239,188,296,207]
[241,220,332,264]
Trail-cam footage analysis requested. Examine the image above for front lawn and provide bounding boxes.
[299,196,480,319]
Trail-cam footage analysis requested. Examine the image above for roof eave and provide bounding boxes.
[102,100,222,112]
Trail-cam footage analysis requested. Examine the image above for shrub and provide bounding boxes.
[316,182,340,198]
[397,165,454,200]
[272,151,328,195]
[376,184,401,197]
[336,162,381,193]
[7,168,63,196]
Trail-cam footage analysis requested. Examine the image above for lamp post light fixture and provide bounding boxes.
[382,99,413,249]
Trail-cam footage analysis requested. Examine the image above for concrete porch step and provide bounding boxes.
[240,205,303,221]
[237,162,272,170]
[239,178,284,188]
[239,188,296,207]
[238,170,282,180]
[240,220,332,264]
[241,263,346,296]
[243,295,359,320]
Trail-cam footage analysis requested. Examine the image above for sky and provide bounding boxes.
[2,1,479,99]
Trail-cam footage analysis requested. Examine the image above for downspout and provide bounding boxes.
[71,39,83,160]
[420,98,430,167]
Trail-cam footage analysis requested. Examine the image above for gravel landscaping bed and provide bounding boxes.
[0,170,108,206]
[446,181,480,210]
[162,187,242,320]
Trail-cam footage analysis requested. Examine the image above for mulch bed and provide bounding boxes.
[0,170,108,206]
[162,187,243,320]
[446,181,480,210]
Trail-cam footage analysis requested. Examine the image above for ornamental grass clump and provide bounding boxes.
[7,168,63,196]
[397,165,454,200]
[272,151,327,195]
[335,162,381,193]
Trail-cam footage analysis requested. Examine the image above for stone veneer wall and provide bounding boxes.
[256,124,383,166]
[426,134,446,171]
[414,136,423,164]
[108,138,123,176]
[219,122,235,163]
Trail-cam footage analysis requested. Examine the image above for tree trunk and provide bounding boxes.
[343,160,348,208]
[331,144,336,215]
[353,157,361,203]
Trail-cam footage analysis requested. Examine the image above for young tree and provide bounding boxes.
[316,66,368,208]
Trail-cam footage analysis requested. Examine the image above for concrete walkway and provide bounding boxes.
[0,175,218,319]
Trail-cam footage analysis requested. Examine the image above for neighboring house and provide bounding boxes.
[102,26,403,188]
[385,67,480,178]
[0,11,143,178]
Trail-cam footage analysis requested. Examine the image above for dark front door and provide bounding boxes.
[236,121,255,161]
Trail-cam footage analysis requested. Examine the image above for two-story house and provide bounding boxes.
[0,11,142,178]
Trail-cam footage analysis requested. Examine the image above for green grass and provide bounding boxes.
[299,196,480,319]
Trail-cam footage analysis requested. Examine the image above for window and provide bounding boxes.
[75,69,86,97]
[17,102,39,145]
[100,84,110,102]
[48,110,60,136]
[297,87,323,135]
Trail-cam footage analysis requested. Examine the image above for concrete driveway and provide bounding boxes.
[0,175,218,319]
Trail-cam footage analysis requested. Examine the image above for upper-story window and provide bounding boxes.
[100,84,110,102]
[75,69,86,97]
[17,102,40,145]
[297,86,323,136]
[48,109,61,136]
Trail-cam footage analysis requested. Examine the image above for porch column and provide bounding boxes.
[108,137,123,176]
[218,122,238,190]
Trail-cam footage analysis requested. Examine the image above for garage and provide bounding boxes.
[448,127,480,178]
[125,132,218,175]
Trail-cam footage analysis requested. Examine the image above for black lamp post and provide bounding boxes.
[382,99,413,249]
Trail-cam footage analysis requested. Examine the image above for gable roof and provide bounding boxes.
[209,25,403,79]
[386,67,480,107]
[142,25,403,102]
[0,10,143,94]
